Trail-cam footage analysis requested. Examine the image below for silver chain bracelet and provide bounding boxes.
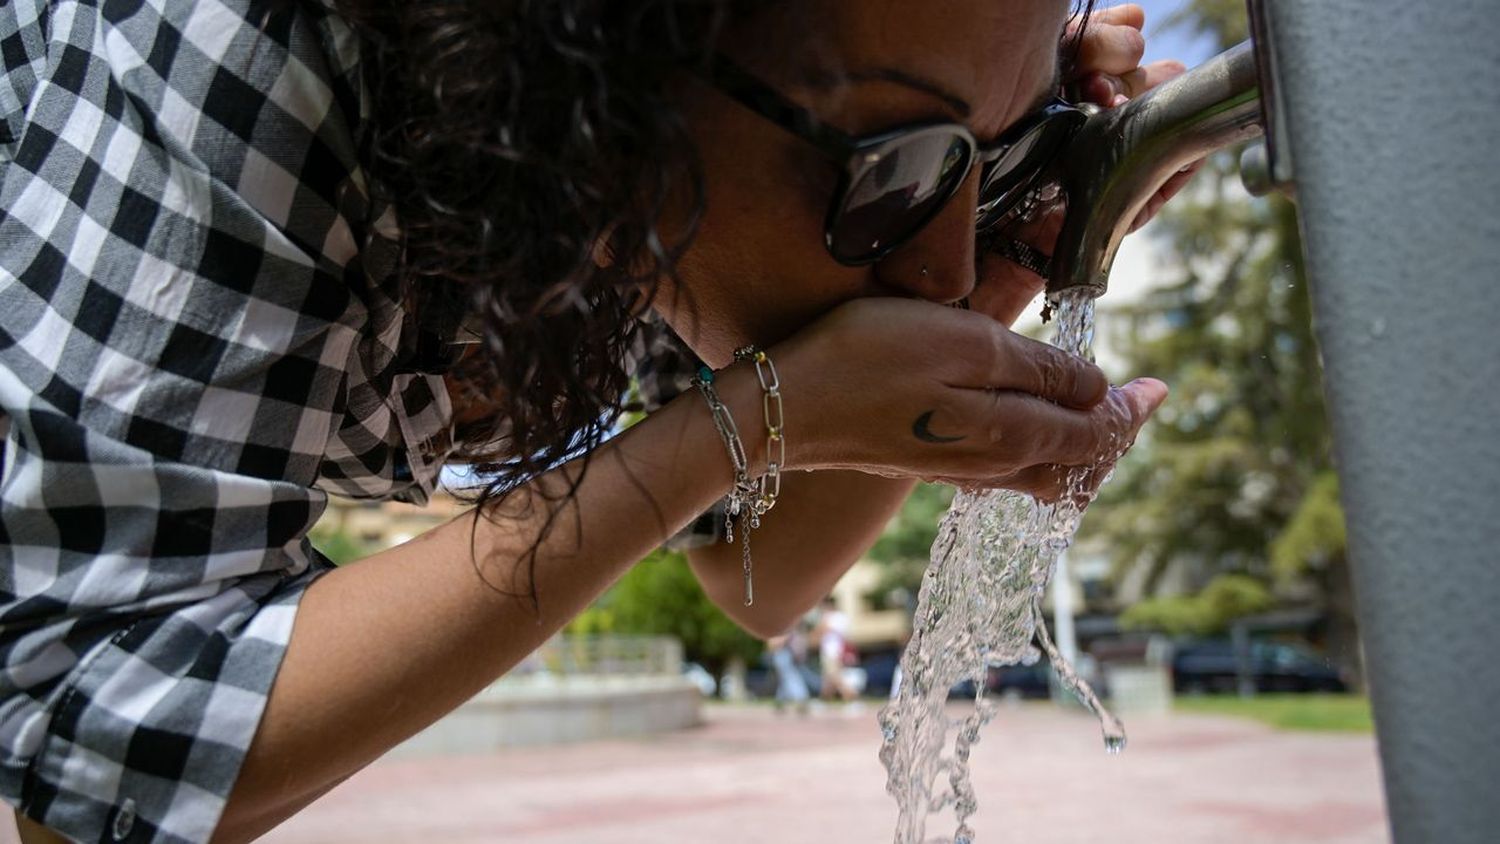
[691,363,759,606]
[733,345,784,521]
[689,347,786,607]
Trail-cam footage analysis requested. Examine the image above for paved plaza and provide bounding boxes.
[243,702,1388,843]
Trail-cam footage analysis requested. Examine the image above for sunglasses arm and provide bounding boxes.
[1047,40,1264,300]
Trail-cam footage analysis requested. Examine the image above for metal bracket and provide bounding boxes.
[1245,0,1296,196]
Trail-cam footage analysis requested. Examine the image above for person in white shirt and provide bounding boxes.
[813,597,858,702]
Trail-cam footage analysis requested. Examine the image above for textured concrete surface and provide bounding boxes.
[239,703,1388,843]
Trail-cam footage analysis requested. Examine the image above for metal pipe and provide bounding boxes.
[1047,41,1264,298]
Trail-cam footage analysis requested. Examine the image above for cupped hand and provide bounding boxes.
[772,298,1166,501]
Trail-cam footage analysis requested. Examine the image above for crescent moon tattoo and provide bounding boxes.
[912,410,966,444]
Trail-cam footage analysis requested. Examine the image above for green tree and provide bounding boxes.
[308,528,374,565]
[1120,573,1272,636]
[569,549,763,675]
[1083,0,1359,682]
[864,483,954,606]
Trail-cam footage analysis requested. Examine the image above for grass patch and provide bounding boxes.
[1175,693,1373,733]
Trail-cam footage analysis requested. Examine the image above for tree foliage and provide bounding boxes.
[1270,470,1345,583]
[1082,164,1336,585]
[568,549,763,674]
[1078,0,1359,677]
[1120,573,1272,636]
[863,483,954,604]
[308,528,374,566]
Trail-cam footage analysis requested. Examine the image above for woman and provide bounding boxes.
[0,0,1188,840]
[812,596,857,703]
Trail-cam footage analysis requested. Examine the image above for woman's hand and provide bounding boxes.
[771,298,1166,502]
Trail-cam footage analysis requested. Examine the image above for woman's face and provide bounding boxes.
[656,0,1071,365]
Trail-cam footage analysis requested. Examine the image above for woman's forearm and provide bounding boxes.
[216,366,761,843]
[687,470,916,637]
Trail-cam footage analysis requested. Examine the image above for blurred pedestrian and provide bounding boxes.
[767,625,812,714]
[813,597,859,703]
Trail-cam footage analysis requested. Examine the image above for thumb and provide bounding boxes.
[1118,377,1169,427]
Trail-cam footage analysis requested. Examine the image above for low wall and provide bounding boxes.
[1105,664,1173,716]
[391,675,703,757]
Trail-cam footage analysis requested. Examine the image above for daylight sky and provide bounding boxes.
[1129,0,1219,68]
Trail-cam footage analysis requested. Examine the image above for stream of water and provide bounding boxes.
[877,290,1126,844]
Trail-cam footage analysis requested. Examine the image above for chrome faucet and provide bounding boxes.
[1047,40,1266,299]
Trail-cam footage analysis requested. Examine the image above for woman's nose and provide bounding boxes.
[872,173,979,304]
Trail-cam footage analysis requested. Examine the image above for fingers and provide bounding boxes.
[961,321,1109,410]
[1119,59,1187,100]
[995,461,1112,507]
[1068,0,1185,108]
[986,377,1167,467]
[927,377,1163,495]
[1066,4,1145,46]
[1130,159,1204,232]
[1074,22,1146,78]
[1079,59,1187,108]
[1086,3,1146,30]
[993,463,1083,506]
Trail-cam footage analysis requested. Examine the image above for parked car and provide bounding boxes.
[988,661,1053,699]
[860,650,901,697]
[942,661,1053,700]
[1172,640,1347,694]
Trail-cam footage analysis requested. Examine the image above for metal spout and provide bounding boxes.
[1048,40,1265,298]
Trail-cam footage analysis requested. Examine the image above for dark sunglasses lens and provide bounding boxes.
[975,112,1080,229]
[830,133,971,261]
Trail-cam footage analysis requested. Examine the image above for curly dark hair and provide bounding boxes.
[343,0,746,467]
[333,0,1098,598]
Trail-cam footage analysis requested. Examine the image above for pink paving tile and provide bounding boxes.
[254,703,1388,844]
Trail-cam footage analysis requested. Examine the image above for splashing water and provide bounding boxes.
[878,290,1127,844]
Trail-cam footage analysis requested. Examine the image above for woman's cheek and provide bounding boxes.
[971,250,1046,328]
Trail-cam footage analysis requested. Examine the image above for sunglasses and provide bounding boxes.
[704,56,1088,266]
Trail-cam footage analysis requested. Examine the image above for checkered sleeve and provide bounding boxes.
[0,0,451,841]
[624,315,726,551]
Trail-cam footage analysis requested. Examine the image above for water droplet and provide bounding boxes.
[1104,733,1127,755]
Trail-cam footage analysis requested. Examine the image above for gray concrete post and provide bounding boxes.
[1264,2,1500,840]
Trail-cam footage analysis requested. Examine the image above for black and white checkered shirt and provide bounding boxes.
[0,0,711,840]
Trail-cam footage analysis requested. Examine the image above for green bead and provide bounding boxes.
[698,365,714,383]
